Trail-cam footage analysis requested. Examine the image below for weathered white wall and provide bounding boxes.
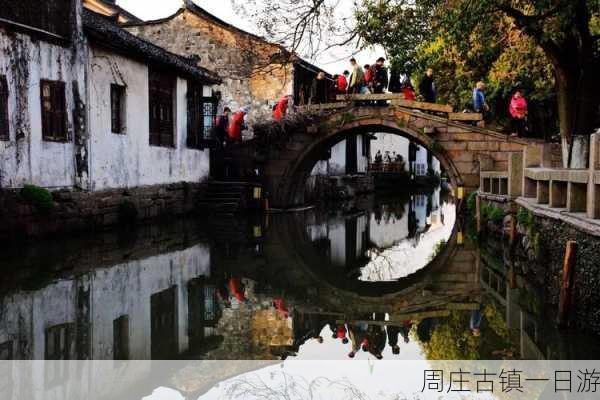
[0,29,87,189]
[0,243,210,361]
[415,145,428,176]
[356,135,367,173]
[87,48,210,190]
[431,157,441,174]
[413,194,428,230]
[90,243,211,359]
[328,141,346,175]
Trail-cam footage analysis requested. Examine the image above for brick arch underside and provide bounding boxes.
[271,117,464,209]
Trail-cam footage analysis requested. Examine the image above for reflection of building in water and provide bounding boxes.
[305,211,370,272]
[310,135,370,178]
[0,244,214,360]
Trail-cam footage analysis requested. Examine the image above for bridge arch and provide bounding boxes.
[269,113,462,209]
[250,104,528,209]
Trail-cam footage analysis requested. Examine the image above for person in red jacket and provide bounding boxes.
[402,84,416,101]
[228,276,247,303]
[337,71,349,94]
[509,89,528,137]
[227,107,248,142]
[364,64,374,88]
[273,96,290,121]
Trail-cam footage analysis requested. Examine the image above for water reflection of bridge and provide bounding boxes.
[1,217,596,398]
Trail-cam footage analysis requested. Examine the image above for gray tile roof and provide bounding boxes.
[83,9,221,84]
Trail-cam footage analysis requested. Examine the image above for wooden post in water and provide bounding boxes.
[558,241,577,327]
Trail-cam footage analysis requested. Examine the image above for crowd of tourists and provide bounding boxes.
[213,58,529,145]
[288,308,483,359]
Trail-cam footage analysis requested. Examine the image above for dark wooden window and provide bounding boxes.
[113,315,130,360]
[0,76,8,140]
[0,341,12,360]
[45,323,75,360]
[150,286,178,359]
[0,0,73,40]
[149,69,175,147]
[110,84,126,134]
[187,82,217,149]
[40,80,68,142]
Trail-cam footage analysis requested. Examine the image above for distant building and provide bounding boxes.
[369,133,410,171]
[369,133,441,177]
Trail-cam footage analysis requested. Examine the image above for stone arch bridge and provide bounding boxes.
[230,97,531,209]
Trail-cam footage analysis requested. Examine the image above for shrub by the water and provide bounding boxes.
[21,184,53,213]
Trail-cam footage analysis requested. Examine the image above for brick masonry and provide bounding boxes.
[256,106,529,208]
[0,182,205,241]
[125,8,294,128]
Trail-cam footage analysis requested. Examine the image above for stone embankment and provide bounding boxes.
[0,182,204,241]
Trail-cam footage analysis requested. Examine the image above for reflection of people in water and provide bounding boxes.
[228,276,247,304]
[292,311,325,350]
[416,318,439,343]
[334,323,349,344]
[365,324,386,359]
[386,325,401,355]
[470,308,482,337]
[273,298,289,319]
[347,323,368,358]
[399,320,412,343]
[217,276,232,308]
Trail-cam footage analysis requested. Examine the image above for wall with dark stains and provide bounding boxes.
[86,47,211,190]
[0,0,88,190]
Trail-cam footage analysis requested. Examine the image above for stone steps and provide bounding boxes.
[197,181,263,213]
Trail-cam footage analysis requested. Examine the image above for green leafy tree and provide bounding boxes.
[354,0,599,161]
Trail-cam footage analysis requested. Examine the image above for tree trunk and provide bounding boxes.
[552,51,599,167]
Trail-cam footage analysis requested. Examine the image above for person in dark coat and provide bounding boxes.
[372,57,389,94]
[418,68,436,103]
[311,71,329,104]
[214,107,230,145]
[386,324,401,355]
[373,57,389,106]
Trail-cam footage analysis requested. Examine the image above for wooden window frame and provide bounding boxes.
[40,79,68,142]
[149,69,175,148]
[45,323,75,360]
[110,84,126,134]
[186,81,217,150]
[0,76,8,141]
[113,315,130,360]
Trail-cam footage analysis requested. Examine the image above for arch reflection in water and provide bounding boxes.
[1,201,599,363]
[304,189,455,283]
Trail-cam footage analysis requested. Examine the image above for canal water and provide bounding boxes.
[1,189,600,361]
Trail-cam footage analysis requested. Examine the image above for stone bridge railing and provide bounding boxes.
[297,93,484,124]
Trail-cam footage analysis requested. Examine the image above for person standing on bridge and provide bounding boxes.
[214,107,231,146]
[364,64,374,91]
[509,89,528,137]
[373,57,389,106]
[419,68,437,103]
[227,107,249,143]
[273,95,291,121]
[473,81,490,116]
[311,71,329,104]
[336,71,349,94]
[348,58,366,95]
